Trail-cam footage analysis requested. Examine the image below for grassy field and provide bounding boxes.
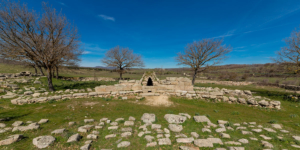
[0,83,300,149]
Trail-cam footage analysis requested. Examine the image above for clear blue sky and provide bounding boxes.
[23,0,300,68]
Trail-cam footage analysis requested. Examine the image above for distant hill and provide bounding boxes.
[95,66,116,70]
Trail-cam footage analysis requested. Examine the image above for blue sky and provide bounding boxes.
[23,0,300,68]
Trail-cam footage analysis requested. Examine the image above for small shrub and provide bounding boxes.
[205,114,210,118]
[118,96,122,100]
[140,97,146,101]
[62,98,69,101]
[295,123,300,127]
[241,74,249,80]
[214,110,219,113]
[48,99,56,104]
[167,110,174,114]
[231,111,239,115]
[290,114,298,118]
[268,120,278,124]
[195,113,200,116]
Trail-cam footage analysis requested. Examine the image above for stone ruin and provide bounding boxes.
[95,72,194,97]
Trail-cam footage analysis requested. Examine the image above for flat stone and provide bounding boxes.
[264,128,276,133]
[0,134,23,146]
[291,145,300,148]
[78,125,94,133]
[12,121,23,127]
[121,132,132,137]
[225,141,242,145]
[121,127,132,132]
[108,126,118,130]
[191,132,199,138]
[260,135,272,140]
[293,136,300,141]
[80,144,91,150]
[51,128,65,134]
[236,127,247,130]
[251,129,262,133]
[179,146,199,150]
[158,138,171,145]
[249,137,258,141]
[176,137,194,143]
[261,140,273,148]
[110,122,118,126]
[0,123,6,128]
[145,135,155,142]
[280,130,289,133]
[228,147,245,150]
[67,133,81,143]
[194,139,213,147]
[241,131,252,135]
[87,134,98,139]
[117,141,130,148]
[168,124,183,132]
[38,119,49,124]
[218,120,228,124]
[32,135,55,149]
[238,139,248,144]
[129,116,136,121]
[164,114,187,123]
[138,132,144,137]
[202,128,211,133]
[271,124,282,129]
[92,131,99,135]
[193,116,211,123]
[146,142,157,147]
[124,121,134,126]
[105,134,116,139]
[220,133,230,138]
[216,128,226,133]
[179,113,191,119]
[69,122,75,126]
[151,124,161,129]
[85,140,93,144]
[84,119,94,123]
[12,123,39,132]
[141,113,156,123]
[207,138,223,145]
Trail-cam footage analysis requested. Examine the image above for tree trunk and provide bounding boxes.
[47,67,55,91]
[55,66,58,79]
[33,65,37,74]
[52,67,55,77]
[120,72,122,80]
[192,69,198,85]
[38,65,45,76]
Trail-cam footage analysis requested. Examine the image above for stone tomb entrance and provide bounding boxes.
[146,77,153,86]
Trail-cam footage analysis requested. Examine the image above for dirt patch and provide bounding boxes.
[83,102,99,106]
[141,95,174,107]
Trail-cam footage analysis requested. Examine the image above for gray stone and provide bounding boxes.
[164,114,187,123]
[194,139,213,147]
[220,133,230,138]
[260,135,272,140]
[158,138,171,145]
[121,127,132,132]
[0,123,6,128]
[12,123,39,132]
[105,134,116,139]
[168,124,183,132]
[146,142,157,147]
[141,113,156,123]
[51,128,65,134]
[12,121,23,127]
[129,116,136,121]
[238,139,248,144]
[84,119,95,123]
[293,136,300,141]
[264,128,276,133]
[121,132,132,137]
[117,141,130,148]
[179,113,191,119]
[38,119,49,124]
[251,129,262,133]
[78,125,94,133]
[215,128,226,133]
[261,140,273,148]
[67,133,81,143]
[179,146,199,150]
[225,141,241,145]
[151,124,161,129]
[145,135,155,142]
[124,121,134,126]
[176,137,194,143]
[0,134,23,146]
[271,124,282,129]
[80,144,91,150]
[228,147,245,150]
[32,135,55,149]
[193,116,211,123]
[191,132,199,138]
[108,126,118,130]
[87,134,97,139]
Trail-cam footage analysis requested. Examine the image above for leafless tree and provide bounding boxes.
[175,39,232,85]
[101,46,144,79]
[0,1,81,91]
[273,27,300,74]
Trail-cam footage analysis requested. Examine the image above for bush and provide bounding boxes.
[268,120,278,124]
[231,111,239,115]
[241,74,249,80]
[228,72,238,81]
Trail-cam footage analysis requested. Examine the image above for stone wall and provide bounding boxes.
[195,80,253,86]
[60,77,116,82]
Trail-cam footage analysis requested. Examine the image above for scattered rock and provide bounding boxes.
[168,124,183,132]
[67,133,81,143]
[117,141,130,148]
[0,134,23,146]
[32,135,55,149]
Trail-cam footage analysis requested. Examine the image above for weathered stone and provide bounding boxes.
[12,123,39,132]
[194,139,213,147]
[164,114,187,123]
[110,122,118,126]
[87,134,98,139]
[176,137,194,143]
[38,119,49,124]
[117,141,130,148]
[146,142,157,147]
[293,136,300,141]
[78,125,94,133]
[80,144,90,150]
[264,128,276,133]
[241,131,252,135]
[179,146,199,150]
[67,133,81,143]
[260,135,272,140]
[191,132,199,138]
[141,113,156,123]
[168,124,183,132]
[51,128,65,134]
[225,141,241,145]
[105,134,116,139]
[121,132,132,137]
[238,139,248,144]
[202,128,211,133]
[151,124,161,129]
[84,119,94,123]
[0,134,23,146]
[124,121,134,126]
[251,129,262,133]
[32,135,55,149]
[12,121,23,127]
[261,140,273,148]
[215,128,226,133]
[218,120,228,124]
[271,124,282,129]
[179,113,191,119]
[0,123,6,128]
[158,138,171,145]
[228,147,245,150]
[145,135,155,142]
[108,126,118,130]
[220,133,230,138]
[128,116,135,121]
[193,116,211,123]
[121,127,132,132]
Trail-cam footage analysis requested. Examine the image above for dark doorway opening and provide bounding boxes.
[147,78,153,86]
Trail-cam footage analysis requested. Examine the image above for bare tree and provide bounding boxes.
[0,1,81,91]
[101,46,144,79]
[175,39,232,85]
[272,27,300,74]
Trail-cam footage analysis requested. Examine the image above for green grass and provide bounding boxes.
[0,94,300,149]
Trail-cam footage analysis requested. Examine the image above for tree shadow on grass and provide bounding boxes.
[0,111,32,121]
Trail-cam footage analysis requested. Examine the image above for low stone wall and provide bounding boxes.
[256,82,300,91]
[60,77,116,82]
[195,80,253,86]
